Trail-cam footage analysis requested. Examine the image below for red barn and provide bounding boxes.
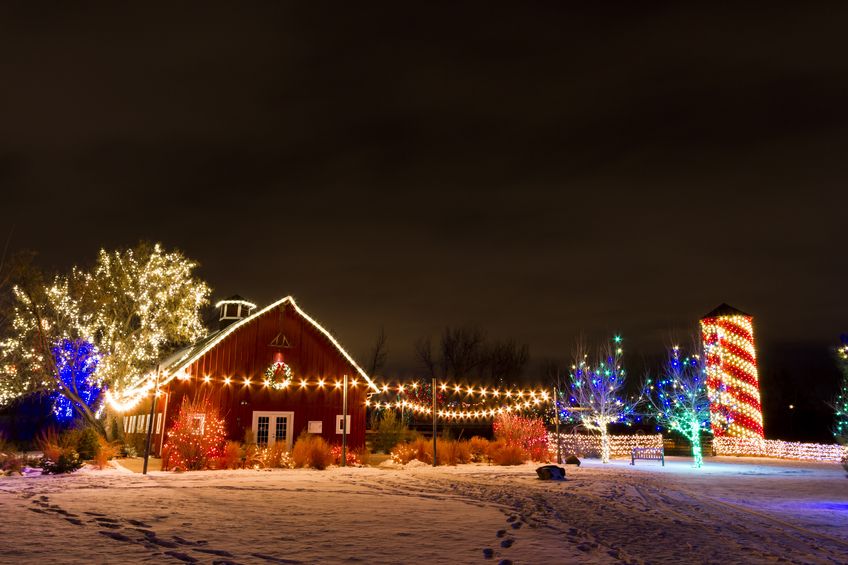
[122,296,371,456]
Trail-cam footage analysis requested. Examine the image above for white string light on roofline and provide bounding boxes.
[105,296,380,411]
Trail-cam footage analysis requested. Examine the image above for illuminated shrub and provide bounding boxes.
[162,396,226,471]
[330,444,360,466]
[258,442,292,469]
[493,413,549,461]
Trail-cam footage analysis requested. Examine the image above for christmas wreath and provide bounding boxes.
[264,361,293,390]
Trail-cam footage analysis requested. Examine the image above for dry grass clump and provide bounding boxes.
[218,441,243,469]
[468,436,490,462]
[291,434,333,470]
[487,440,528,466]
[93,437,118,470]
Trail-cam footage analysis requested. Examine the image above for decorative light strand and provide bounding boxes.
[369,380,551,400]
[713,437,848,463]
[106,296,378,411]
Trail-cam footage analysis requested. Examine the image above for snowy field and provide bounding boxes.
[1,456,847,564]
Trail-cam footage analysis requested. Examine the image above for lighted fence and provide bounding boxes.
[548,433,663,459]
[713,437,848,463]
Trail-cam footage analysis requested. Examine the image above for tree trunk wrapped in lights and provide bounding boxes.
[562,336,639,464]
[643,346,712,468]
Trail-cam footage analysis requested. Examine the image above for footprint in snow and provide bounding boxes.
[98,530,134,543]
[496,529,507,538]
[163,550,199,563]
[500,539,514,548]
[194,548,234,557]
[127,519,152,527]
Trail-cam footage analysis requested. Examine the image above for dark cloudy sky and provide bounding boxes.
[2,4,846,381]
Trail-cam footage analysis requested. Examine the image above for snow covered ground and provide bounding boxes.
[1,456,846,564]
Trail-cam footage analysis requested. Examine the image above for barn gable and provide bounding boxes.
[159,296,373,388]
[123,296,372,455]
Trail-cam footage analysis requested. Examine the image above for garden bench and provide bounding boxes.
[631,447,664,466]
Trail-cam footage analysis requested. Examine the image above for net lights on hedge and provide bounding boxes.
[713,437,848,463]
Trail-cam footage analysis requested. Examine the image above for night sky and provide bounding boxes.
[2,4,846,434]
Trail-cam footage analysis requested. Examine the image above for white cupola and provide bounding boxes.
[216,295,257,329]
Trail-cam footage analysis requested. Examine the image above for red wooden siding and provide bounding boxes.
[127,301,367,456]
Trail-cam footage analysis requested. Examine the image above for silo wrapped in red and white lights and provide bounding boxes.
[700,304,765,438]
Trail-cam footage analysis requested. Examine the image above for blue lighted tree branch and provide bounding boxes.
[51,339,103,424]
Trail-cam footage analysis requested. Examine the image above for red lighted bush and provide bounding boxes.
[162,396,226,471]
[493,413,549,462]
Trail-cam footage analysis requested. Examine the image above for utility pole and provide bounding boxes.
[554,381,561,464]
[142,365,161,475]
[432,377,437,467]
[342,374,348,467]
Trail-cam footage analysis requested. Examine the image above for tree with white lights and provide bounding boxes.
[0,243,210,434]
[562,336,639,463]
[643,346,712,468]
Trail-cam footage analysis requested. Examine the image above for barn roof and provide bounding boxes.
[155,296,374,391]
[701,303,752,319]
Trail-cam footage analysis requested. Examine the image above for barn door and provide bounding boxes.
[252,411,294,450]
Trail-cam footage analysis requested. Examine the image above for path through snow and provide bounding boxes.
[1,456,846,564]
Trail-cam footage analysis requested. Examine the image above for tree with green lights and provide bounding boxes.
[643,345,712,468]
[833,337,848,443]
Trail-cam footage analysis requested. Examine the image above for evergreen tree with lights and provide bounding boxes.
[643,345,712,468]
[562,336,639,463]
[833,336,848,443]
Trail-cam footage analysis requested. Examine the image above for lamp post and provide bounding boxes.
[432,377,437,467]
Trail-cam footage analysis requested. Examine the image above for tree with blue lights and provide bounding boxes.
[562,336,639,463]
[643,346,711,468]
[51,338,103,424]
